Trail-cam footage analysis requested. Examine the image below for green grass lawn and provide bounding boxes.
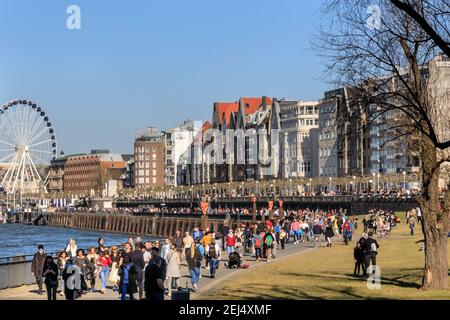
[196,218,450,300]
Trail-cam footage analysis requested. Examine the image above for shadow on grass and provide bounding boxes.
[281,270,422,290]
[207,282,393,300]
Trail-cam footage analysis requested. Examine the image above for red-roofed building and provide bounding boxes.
[212,97,272,129]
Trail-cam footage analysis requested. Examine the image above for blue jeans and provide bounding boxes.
[189,267,200,286]
[100,267,109,290]
[120,282,128,301]
[227,246,235,255]
[209,258,218,276]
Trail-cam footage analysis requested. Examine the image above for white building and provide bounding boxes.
[163,120,201,186]
[279,100,319,178]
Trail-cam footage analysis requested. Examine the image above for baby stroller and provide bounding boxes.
[227,251,242,269]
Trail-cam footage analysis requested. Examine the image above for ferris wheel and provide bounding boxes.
[0,99,57,202]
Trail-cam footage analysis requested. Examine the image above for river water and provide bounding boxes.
[0,223,156,258]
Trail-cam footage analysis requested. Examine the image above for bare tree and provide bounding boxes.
[315,0,450,289]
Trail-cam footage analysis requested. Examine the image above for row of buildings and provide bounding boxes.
[48,55,450,196]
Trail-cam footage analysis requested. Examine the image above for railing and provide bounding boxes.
[0,252,60,290]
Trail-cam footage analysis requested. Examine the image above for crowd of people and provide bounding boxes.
[30,207,394,301]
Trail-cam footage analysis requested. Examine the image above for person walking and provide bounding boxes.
[62,259,82,300]
[97,237,107,255]
[200,231,213,269]
[312,223,324,247]
[173,230,183,254]
[31,244,46,295]
[144,247,165,301]
[185,242,203,292]
[42,255,59,300]
[118,255,138,301]
[353,238,365,276]
[225,230,237,256]
[219,223,230,252]
[207,240,221,279]
[86,247,99,292]
[342,220,352,245]
[65,239,77,258]
[130,243,145,300]
[263,230,275,262]
[182,231,195,259]
[324,223,335,247]
[56,251,68,296]
[73,249,92,294]
[98,250,112,294]
[253,232,263,262]
[409,217,416,236]
[108,246,121,292]
[279,228,286,250]
[165,244,182,297]
[363,231,379,277]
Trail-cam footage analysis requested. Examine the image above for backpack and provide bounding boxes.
[209,246,217,259]
[265,235,273,247]
[254,237,262,248]
[371,242,377,254]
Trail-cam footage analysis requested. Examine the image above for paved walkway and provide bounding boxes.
[0,239,321,300]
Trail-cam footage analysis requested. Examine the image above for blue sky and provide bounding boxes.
[0,0,329,154]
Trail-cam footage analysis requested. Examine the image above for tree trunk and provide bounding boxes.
[421,205,449,289]
[419,136,450,290]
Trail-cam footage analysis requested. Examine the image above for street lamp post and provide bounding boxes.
[329,177,332,194]
[372,173,376,191]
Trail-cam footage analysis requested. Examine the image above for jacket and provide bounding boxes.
[185,247,203,269]
[226,235,237,246]
[118,263,138,293]
[130,250,145,280]
[31,253,46,275]
[43,262,59,286]
[324,226,334,238]
[364,238,379,255]
[165,250,181,278]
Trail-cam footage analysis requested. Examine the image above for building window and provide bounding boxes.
[152,177,157,184]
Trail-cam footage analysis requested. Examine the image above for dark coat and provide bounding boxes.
[325,226,334,238]
[353,246,364,261]
[43,262,59,287]
[173,236,183,250]
[364,238,379,255]
[31,253,46,275]
[118,263,138,294]
[62,264,83,300]
[130,250,145,281]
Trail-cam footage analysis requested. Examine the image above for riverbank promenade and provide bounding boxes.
[0,237,313,300]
